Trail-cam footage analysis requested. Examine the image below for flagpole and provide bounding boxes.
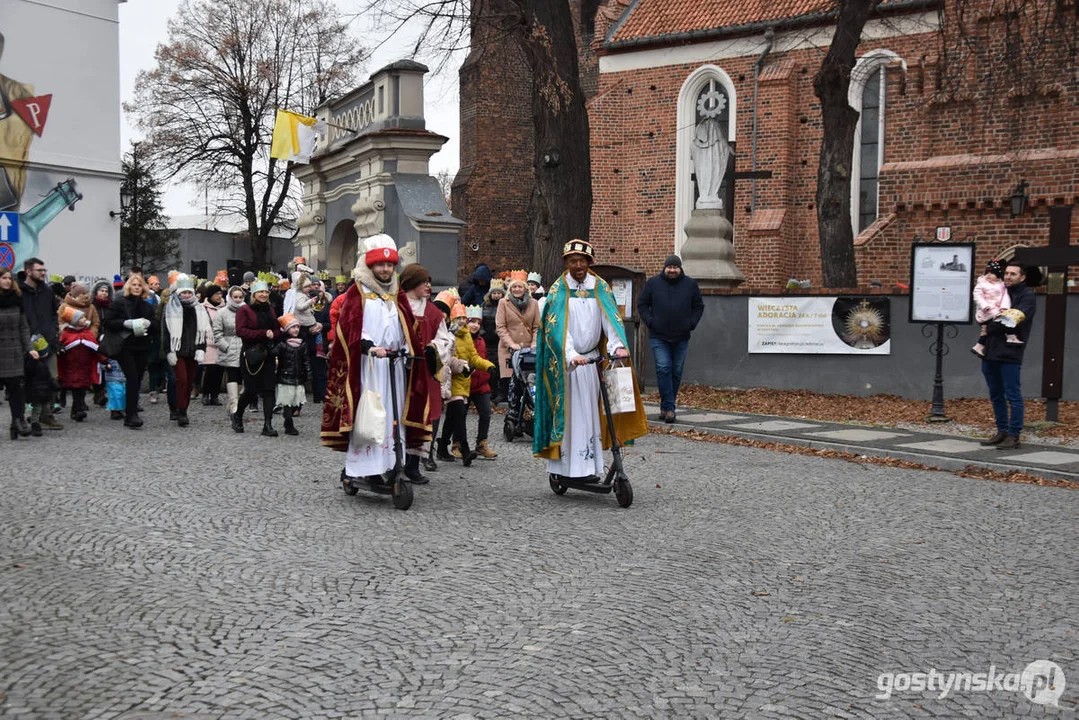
[324,121,358,135]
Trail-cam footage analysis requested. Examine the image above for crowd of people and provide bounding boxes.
[3,235,672,496]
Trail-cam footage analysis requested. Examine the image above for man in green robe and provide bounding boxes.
[533,239,648,480]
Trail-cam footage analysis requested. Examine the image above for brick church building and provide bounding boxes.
[452,0,1078,291]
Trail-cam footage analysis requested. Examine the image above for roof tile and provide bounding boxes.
[607,0,895,46]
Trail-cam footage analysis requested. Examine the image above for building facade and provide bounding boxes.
[0,0,124,285]
[455,0,1079,290]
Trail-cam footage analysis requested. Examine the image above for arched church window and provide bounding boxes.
[849,50,905,236]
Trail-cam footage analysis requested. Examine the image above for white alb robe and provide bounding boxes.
[546,272,625,479]
[345,286,407,478]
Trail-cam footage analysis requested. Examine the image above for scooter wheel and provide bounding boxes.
[392,478,413,510]
[549,474,568,495]
[340,469,359,496]
[503,419,516,443]
[613,477,633,508]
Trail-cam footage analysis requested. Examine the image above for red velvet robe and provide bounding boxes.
[320,284,437,452]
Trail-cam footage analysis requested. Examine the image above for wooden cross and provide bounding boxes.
[1011,205,1077,422]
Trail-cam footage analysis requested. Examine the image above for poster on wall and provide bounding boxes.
[909,242,975,324]
[748,297,891,354]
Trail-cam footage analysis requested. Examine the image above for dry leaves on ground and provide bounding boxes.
[644,386,1079,439]
[651,427,1079,490]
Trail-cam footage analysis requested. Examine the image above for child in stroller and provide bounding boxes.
[503,347,536,442]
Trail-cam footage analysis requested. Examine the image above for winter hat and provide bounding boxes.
[399,264,431,292]
[527,271,542,285]
[363,233,399,267]
[62,275,76,286]
[278,313,299,331]
[985,259,1006,278]
[59,306,85,327]
[70,282,89,298]
[168,270,181,287]
[242,271,256,284]
[203,283,223,300]
[465,304,483,320]
[450,302,467,320]
[112,274,124,289]
[663,254,683,269]
[249,280,269,294]
[562,238,594,260]
[214,270,229,287]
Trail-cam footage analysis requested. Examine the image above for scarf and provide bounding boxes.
[510,292,531,312]
[164,288,212,353]
[0,288,21,309]
[226,286,244,313]
[352,264,399,308]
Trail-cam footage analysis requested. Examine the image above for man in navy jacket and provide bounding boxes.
[637,255,704,423]
[980,262,1037,449]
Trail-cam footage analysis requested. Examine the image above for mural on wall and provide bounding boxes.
[0,29,81,270]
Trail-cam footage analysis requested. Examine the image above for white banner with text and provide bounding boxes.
[748,297,891,354]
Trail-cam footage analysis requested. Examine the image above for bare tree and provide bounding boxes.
[127,0,365,268]
[363,0,592,284]
[814,0,882,288]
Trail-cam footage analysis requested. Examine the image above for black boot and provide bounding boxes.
[461,441,478,468]
[404,454,429,484]
[283,408,298,436]
[15,417,30,436]
[177,409,189,427]
[9,423,17,440]
[30,421,42,437]
[124,411,143,429]
[201,393,212,406]
[230,412,245,433]
[436,440,457,462]
[261,422,278,437]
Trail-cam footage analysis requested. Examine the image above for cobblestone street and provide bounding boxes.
[1,402,1075,718]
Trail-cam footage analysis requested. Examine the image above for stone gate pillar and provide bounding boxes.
[293,60,463,285]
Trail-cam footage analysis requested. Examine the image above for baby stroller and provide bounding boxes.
[503,347,536,442]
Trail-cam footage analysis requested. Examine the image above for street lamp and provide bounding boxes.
[110,187,132,219]
[1010,179,1029,218]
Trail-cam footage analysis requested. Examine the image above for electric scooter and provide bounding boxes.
[340,348,420,511]
[548,356,633,508]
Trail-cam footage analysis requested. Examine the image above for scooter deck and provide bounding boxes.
[553,475,614,493]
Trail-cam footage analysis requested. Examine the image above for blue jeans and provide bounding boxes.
[649,338,689,413]
[981,360,1023,436]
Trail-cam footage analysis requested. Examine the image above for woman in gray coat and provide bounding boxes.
[211,285,245,416]
[0,268,39,439]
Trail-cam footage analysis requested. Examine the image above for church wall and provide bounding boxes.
[588,14,1078,290]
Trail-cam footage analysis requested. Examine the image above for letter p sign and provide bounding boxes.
[12,95,52,137]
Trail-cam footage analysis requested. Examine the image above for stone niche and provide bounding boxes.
[293,60,463,286]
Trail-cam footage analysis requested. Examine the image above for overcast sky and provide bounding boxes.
[117,0,461,217]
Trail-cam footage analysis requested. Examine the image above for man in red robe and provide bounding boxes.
[321,236,438,485]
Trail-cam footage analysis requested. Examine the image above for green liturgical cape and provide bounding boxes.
[533,270,648,460]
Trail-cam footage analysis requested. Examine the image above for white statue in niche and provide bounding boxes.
[690,82,731,210]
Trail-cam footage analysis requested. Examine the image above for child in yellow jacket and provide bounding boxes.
[436,302,495,466]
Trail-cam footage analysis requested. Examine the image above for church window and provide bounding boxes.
[849,50,905,236]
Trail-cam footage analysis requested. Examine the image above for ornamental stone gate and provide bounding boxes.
[292,60,462,286]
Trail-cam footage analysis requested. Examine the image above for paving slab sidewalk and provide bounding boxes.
[644,402,1079,482]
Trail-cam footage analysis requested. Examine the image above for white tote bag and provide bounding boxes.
[604,363,637,414]
[351,355,387,445]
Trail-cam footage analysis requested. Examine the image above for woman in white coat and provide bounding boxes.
[211,285,245,416]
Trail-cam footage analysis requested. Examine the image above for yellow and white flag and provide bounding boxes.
[270,109,327,163]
